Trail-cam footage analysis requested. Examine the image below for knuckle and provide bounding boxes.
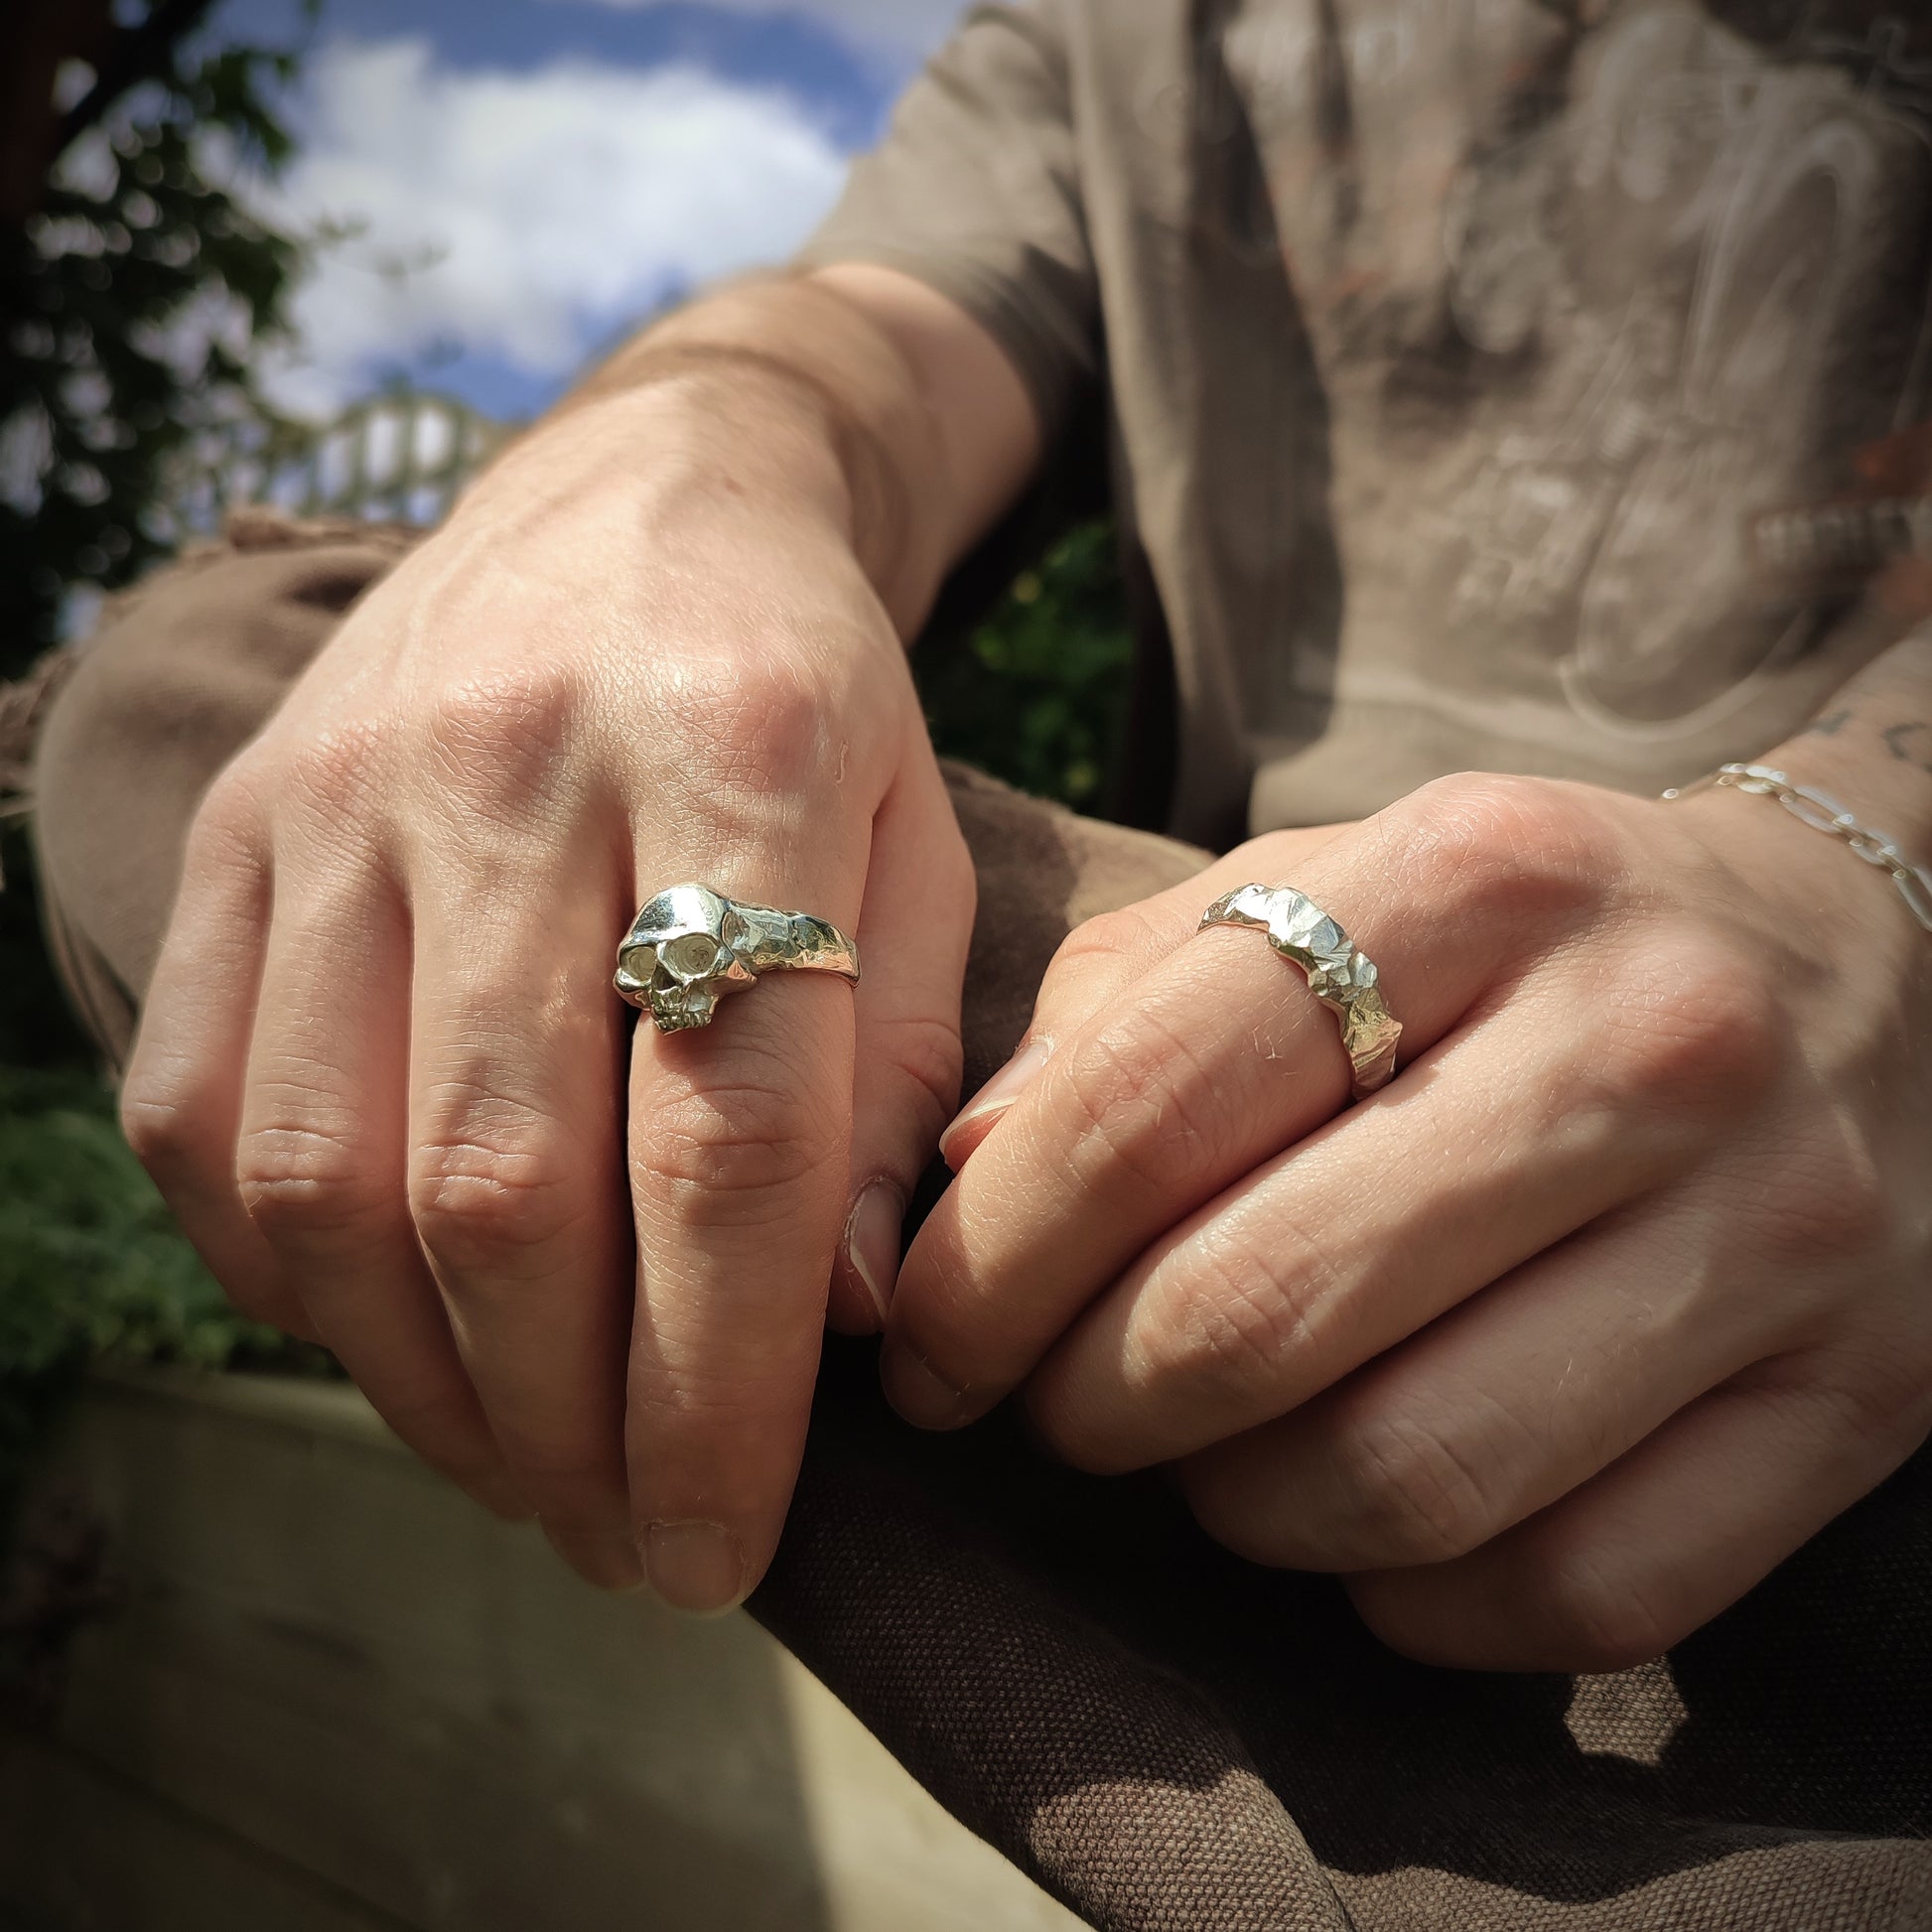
[1132,1224,1336,1415]
[1044,906,1164,993]
[1590,939,1781,1119]
[408,1122,587,1272]
[119,1079,207,1182]
[1059,1010,1229,1193]
[873,1009,966,1132]
[1522,1547,1680,1674]
[1050,907,1151,981]
[1758,1347,1931,1463]
[632,1078,839,1225]
[660,655,829,797]
[1329,1412,1500,1566]
[425,665,582,810]
[235,1124,388,1245]
[1392,771,1606,923]
[282,721,389,820]
[1754,1124,1891,1272]
[192,760,272,847]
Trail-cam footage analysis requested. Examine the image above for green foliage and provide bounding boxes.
[0,7,325,1500]
[0,1063,334,1522]
[0,1066,289,1374]
[919,519,1134,811]
[0,15,309,681]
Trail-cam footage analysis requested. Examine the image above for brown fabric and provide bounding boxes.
[798,0,1932,847]
[26,523,1932,1928]
[30,509,421,1065]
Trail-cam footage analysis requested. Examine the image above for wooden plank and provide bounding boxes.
[0,1728,400,1932]
[24,1372,1082,1932]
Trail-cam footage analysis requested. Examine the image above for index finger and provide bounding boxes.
[885,780,1606,1430]
[623,864,863,1614]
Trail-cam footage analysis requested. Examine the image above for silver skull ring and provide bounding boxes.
[615,883,861,1035]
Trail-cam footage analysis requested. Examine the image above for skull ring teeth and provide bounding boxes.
[615,883,861,1035]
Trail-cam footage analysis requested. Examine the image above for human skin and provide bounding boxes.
[121,252,1932,1657]
[885,632,1932,1671]
[118,267,1040,1610]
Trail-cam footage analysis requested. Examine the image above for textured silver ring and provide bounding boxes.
[1197,884,1402,1099]
[616,883,860,1035]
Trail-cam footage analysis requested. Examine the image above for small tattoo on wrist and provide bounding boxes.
[1881,720,1930,772]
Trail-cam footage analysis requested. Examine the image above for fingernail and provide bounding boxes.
[939,1035,1053,1170]
[645,1519,747,1616]
[843,1180,905,1322]
[546,1523,647,1592]
[880,1344,977,1431]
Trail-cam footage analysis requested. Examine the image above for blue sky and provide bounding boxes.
[207,0,966,420]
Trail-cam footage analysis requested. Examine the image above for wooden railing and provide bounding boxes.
[176,388,514,530]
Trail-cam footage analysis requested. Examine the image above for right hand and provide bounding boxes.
[120,394,977,1608]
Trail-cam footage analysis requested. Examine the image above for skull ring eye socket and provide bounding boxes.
[661,931,728,979]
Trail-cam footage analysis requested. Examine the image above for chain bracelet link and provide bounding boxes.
[1662,762,1932,933]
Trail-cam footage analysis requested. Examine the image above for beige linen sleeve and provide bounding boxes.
[794,2,1097,445]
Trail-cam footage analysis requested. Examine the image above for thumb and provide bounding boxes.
[829,759,977,1333]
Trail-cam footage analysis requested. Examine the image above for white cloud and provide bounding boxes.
[251,39,850,417]
[550,0,969,62]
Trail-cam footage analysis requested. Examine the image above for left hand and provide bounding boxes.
[882,772,1932,1671]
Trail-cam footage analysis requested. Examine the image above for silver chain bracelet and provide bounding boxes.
[1662,762,1932,933]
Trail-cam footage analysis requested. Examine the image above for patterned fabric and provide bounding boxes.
[801,0,1932,844]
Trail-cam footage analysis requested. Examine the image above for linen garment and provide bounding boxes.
[800,0,1932,845]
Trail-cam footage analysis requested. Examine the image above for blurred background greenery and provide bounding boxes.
[0,1,1132,1521]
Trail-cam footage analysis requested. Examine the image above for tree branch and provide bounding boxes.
[55,0,218,158]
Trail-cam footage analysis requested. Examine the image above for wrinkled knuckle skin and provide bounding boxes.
[191,761,274,849]
[660,657,831,800]
[1777,1346,1932,1465]
[874,1010,965,1133]
[1043,907,1162,998]
[1327,1415,1501,1569]
[282,721,391,823]
[235,1126,389,1248]
[119,1081,210,1188]
[408,1132,587,1275]
[632,1080,839,1226]
[1059,1013,1228,1197]
[1520,1550,1680,1675]
[1755,1139,1890,1277]
[1128,1233,1332,1431]
[425,666,583,814]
